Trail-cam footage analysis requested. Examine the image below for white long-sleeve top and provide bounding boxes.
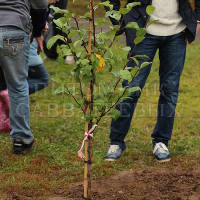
[146,0,186,36]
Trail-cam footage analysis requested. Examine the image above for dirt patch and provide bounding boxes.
[3,159,200,200]
[53,161,200,200]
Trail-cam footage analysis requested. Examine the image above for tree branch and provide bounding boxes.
[95,66,140,125]
[96,87,127,125]
[72,17,89,54]
[65,87,85,114]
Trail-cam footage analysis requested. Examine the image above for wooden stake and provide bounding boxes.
[83,0,93,199]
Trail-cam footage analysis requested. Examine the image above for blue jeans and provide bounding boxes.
[110,32,186,150]
[0,27,33,144]
[28,64,49,95]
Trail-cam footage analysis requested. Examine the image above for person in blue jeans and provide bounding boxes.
[28,39,49,95]
[0,39,49,94]
[0,0,48,154]
[105,0,200,162]
[0,38,49,150]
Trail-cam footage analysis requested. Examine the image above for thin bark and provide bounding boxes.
[83,0,94,199]
[72,17,89,54]
[65,87,85,114]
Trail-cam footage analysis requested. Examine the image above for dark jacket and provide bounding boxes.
[0,0,48,37]
[109,0,200,43]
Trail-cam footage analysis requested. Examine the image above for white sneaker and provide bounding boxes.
[64,55,75,65]
[104,145,123,161]
[153,142,171,163]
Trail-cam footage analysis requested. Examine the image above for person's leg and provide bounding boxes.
[152,32,186,146]
[0,28,33,146]
[0,66,7,91]
[28,64,49,94]
[47,0,68,60]
[55,0,68,9]
[109,34,159,150]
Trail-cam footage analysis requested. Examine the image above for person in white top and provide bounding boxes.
[146,0,186,36]
[105,0,200,162]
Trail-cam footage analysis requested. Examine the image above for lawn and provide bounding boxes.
[0,40,200,198]
[0,1,200,199]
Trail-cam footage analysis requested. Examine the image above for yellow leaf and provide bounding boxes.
[96,54,105,72]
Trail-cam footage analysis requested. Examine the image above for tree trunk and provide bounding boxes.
[83,0,94,199]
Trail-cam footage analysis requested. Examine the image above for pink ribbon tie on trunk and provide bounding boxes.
[78,124,97,160]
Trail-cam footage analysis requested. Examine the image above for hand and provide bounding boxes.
[35,36,44,54]
[43,23,49,33]
[196,22,200,36]
[195,22,200,41]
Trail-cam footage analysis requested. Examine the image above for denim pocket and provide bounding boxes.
[3,36,25,57]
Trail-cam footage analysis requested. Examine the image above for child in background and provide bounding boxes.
[28,39,49,94]
[44,0,75,64]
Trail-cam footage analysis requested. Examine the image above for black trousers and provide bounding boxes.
[43,0,68,59]
[0,67,6,92]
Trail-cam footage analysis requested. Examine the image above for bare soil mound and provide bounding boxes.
[54,161,200,200]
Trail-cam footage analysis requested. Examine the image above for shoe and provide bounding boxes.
[153,142,171,163]
[104,145,123,161]
[13,137,34,155]
[64,55,75,65]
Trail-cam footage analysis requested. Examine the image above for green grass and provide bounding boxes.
[0,2,200,197]
[0,41,200,198]
[67,0,126,16]
[68,0,103,16]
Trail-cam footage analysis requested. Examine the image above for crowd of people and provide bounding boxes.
[0,0,199,163]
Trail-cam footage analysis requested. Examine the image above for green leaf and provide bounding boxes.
[106,10,121,21]
[120,70,132,82]
[119,7,130,15]
[80,59,90,66]
[91,54,99,69]
[119,2,141,15]
[134,36,145,45]
[126,22,139,29]
[51,6,69,15]
[73,67,80,82]
[61,48,72,56]
[130,67,140,77]
[134,28,146,45]
[47,35,65,49]
[122,47,131,52]
[111,72,120,78]
[53,17,66,29]
[68,30,78,38]
[82,74,92,84]
[128,86,141,94]
[100,1,113,10]
[73,40,82,48]
[146,5,155,15]
[127,2,141,10]
[130,57,139,65]
[94,5,99,11]
[76,52,82,58]
[140,61,152,69]
[133,55,149,59]
[82,65,92,76]
[136,28,146,37]
[111,109,121,121]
